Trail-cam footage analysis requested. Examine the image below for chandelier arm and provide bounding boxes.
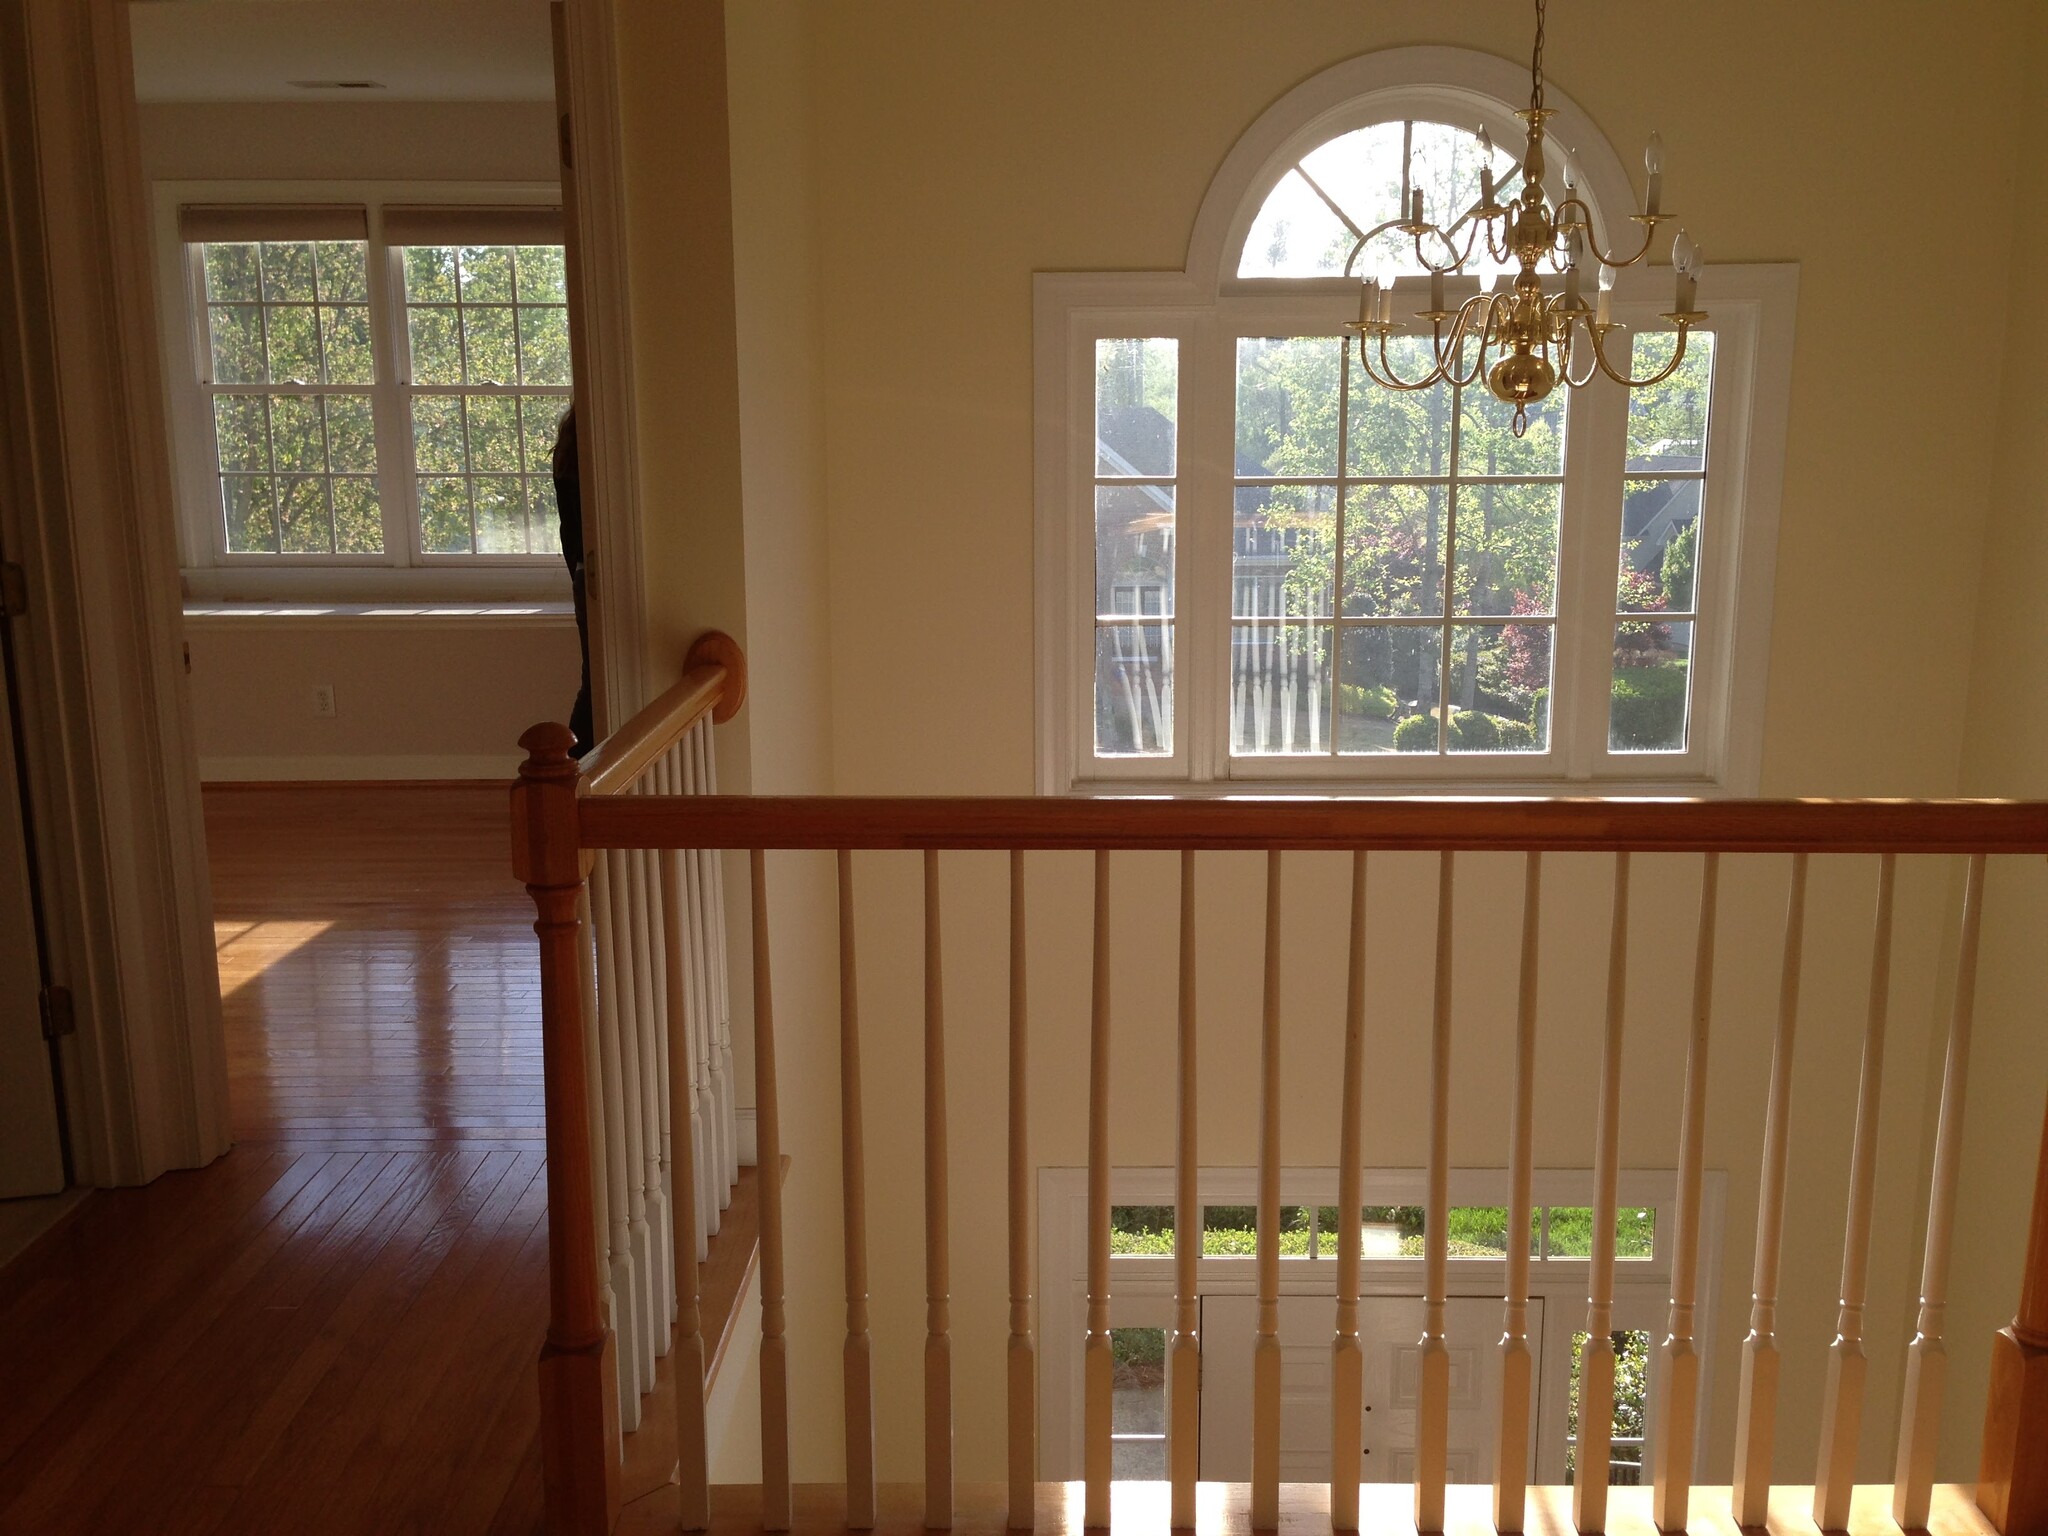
[1444,297,1495,388]
[1561,199,1661,270]
[1587,322,1694,388]
[1357,330,1456,392]
[1560,318,1603,388]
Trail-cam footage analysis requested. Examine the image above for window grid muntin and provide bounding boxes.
[198,239,379,557]
[1230,337,1563,759]
[398,246,571,559]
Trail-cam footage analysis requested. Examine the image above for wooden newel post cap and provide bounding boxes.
[686,630,747,724]
[513,721,583,887]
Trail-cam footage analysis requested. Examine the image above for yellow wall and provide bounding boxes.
[621,0,2048,1493]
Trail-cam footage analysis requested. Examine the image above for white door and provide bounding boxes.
[1199,1294,1542,1486]
[0,650,64,1198]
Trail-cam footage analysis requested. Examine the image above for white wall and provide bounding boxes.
[140,97,578,781]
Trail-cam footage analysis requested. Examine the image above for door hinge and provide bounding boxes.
[0,560,25,618]
[39,984,75,1041]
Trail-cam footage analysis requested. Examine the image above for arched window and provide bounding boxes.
[1033,49,1795,793]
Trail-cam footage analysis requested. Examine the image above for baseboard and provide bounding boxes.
[199,753,525,783]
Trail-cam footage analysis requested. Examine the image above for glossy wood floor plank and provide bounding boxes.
[0,785,558,1535]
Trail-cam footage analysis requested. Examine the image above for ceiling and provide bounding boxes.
[128,2,555,103]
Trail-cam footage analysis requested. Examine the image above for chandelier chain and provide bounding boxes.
[1529,0,1546,116]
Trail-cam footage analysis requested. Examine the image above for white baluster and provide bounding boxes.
[1331,851,1367,1533]
[702,724,739,1193]
[749,848,792,1530]
[658,801,709,1530]
[679,739,723,1238]
[1494,851,1541,1533]
[1893,853,1987,1529]
[589,853,644,1421]
[1416,849,1453,1534]
[839,849,877,1529]
[661,749,711,1262]
[607,845,657,1393]
[1650,852,1720,1532]
[1009,849,1037,1530]
[1253,850,1283,1531]
[1813,854,1895,1530]
[574,880,622,1438]
[1575,852,1631,1534]
[1733,853,1809,1524]
[629,787,673,1345]
[1084,848,1113,1530]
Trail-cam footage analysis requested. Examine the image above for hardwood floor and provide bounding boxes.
[0,784,553,1535]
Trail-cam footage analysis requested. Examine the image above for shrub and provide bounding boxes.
[1448,710,1500,751]
[1496,717,1536,750]
[1340,682,1396,719]
[1609,661,1689,750]
[1393,713,1438,752]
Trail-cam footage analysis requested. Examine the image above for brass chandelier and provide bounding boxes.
[1345,0,1705,435]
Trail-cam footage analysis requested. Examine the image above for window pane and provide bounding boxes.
[259,241,316,302]
[403,245,458,304]
[1110,1206,1175,1256]
[462,307,518,385]
[1095,338,1177,476]
[467,394,522,473]
[515,244,567,304]
[1621,480,1700,614]
[419,477,473,553]
[208,304,266,384]
[1347,339,1455,477]
[330,477,383,553]
[324,396,377,473]
[320,305,374,384]
[1447,624,1549,753]
[1320,1204,1540,1257]
[1567,1329,1651,1486]
[1342,483,1444,617]
[1610,620,1692,753]
[203,243,259,303]
[458,244,515,303]
[1202,1205,1308,1257]
[1233,485,1333,618]
[1546,1206,1657,1259]
[527,476,563,556]
[408,306,462,385]
[1097,486,1175,618]
[268,396,325,475]
[313,240,367,302]
[522,395,569,467]
[221,475,276,553]
[411,396,466,473]
[1360,1205,1424,1256]
[1627,330,1714,472]
[1236,336,1339,477]
[1094,623,1172,756]
[212,395,268,472]
[1230,621,1332,755]
[1109,1328,1167,1481]
[264,304,320,385]
[1459,385,1565,477]
[1454,481,1560,616]
[1237,167,1355,279]
[474,475,524,553]
[518,305,571,386]
[276,473,331,554]
[1338,625,1439,755]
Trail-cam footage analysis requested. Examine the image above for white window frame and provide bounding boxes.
[1036,1164,1727,1488]
[1034,48,1795,796]
[152,179,573,603]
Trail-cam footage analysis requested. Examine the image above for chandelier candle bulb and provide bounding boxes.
[1645,131,1665,215]
[1410,186,1424,225]
[1379,285,1394,327]
[1429,268,1445,314]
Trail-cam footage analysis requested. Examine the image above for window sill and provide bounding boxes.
[1063,775,1738,802]
[183,600,575,629]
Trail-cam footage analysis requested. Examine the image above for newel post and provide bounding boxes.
[514,722,619,1536]
[1980,1087,2048,1536]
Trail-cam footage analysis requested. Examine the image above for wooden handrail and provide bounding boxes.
[578,630,746,799]
[578,794,2048,854]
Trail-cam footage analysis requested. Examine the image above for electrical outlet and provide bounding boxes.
[311,684,336,718]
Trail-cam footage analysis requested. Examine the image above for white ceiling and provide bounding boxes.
[128,2,555,103]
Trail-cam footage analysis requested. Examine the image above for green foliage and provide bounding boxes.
[1340,682,1396,719]
[1660,520,1697,610]
[1393,713,1438,752]
[1609,661,1689,751]
[1448,709,1499,751]
[1111,1328,1165,1369]
[1496,718,1535,750]
[1566,1328,1652,1484]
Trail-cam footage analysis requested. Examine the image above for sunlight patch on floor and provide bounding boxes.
[213,917,335,996]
